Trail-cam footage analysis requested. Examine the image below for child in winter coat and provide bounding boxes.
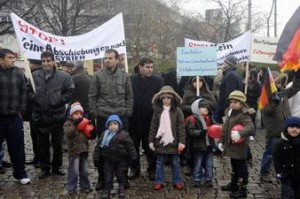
[93,114,137,199]
[185,98,215,188]
[148,86,186,190]
[63,102,94,195]
[218,90,254,198]
[273,116,300,199]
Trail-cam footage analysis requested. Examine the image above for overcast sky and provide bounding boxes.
[180,0,299,37]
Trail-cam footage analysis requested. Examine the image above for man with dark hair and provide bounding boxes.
[129,57,163,180]
[0,48,30,184]
[89,49,133,190]
[28,51,75,179]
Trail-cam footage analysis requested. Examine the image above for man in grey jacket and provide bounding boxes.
[89,49,133,190]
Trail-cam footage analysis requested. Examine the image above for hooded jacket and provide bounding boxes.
[181,76,216,117]
[148,86,186,154]
[93,115,137,166]
[186,98,215,151]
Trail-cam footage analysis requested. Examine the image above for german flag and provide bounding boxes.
[258,68,277,110]
[273,6,300,72]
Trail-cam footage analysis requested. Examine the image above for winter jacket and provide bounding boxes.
[89,67,133,119]
[63,119,89,155]
[148,86,186,154]
[218,66,244,119]
[219,107,254,160]
[28,68,75,127]
[273,132,300,180]
[0,66,26,116]
[93,129,137,166]
[130,74,163,136]
[246,80,261,110]
[181,76,216,117]
[186,99,215,151]
[71,70,92,112]
[262,71,300,138]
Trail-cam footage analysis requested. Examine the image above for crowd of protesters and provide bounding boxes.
[1,47,300,199]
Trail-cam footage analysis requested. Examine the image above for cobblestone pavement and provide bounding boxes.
[0,122,280,199]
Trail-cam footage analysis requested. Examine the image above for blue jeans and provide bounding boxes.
[260,137,279,175]
[67,152,90,191]
[0,115,27,179]
[192,148,213,182]
[155,154,181,184]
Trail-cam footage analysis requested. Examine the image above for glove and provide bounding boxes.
[149,143,155,151]
[218,143,224,152]
[83,124,94,139]
[272,92,282,104]
[73,117,83,125]
[178,143,185,154]
[77,118,89,130]
[231,131,241,143]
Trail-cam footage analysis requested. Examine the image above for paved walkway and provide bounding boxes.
[0,123,280,199]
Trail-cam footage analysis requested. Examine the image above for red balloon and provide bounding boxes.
[84,124,94,139]
[231,124,245,144]
[207,124,222,139]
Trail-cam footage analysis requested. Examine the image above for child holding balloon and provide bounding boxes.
[218,90,255,198]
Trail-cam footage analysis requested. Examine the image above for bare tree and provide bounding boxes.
[0,0,36,35]
[25,0,107,36]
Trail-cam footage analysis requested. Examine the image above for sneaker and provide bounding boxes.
[174,183,183,190]
[154,184,163,190]
[19,178,31,185]
[38,170,50,179]
[260,174,272,183]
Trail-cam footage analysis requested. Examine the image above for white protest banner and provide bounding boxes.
[177,47,217,77]
[251,35,278,64]
[184,31,250,67]
[10,13,126,61]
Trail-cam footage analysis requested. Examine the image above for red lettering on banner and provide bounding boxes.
[18,20,28,33]
[17,20,65,45]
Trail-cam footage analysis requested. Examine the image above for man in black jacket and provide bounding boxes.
[0,48,30,184]
[129,57,163,180]
[28,51,75,179]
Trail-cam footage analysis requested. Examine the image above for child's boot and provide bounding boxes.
[119,185,126,198]
[230,178,247,198]
[221,173,238,192]
[101,189,110,199]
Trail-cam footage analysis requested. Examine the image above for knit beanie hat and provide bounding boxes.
[227,90,246,103]
[284,116,300,131]
[224,55,238,66]
[69,102,84,116]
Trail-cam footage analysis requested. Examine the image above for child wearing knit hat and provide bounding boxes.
[63,102,94,195]
[273,116,300,199]
[218,90,255,198]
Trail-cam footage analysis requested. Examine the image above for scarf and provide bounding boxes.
[156,105,174,146]
[100,130,116,148]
